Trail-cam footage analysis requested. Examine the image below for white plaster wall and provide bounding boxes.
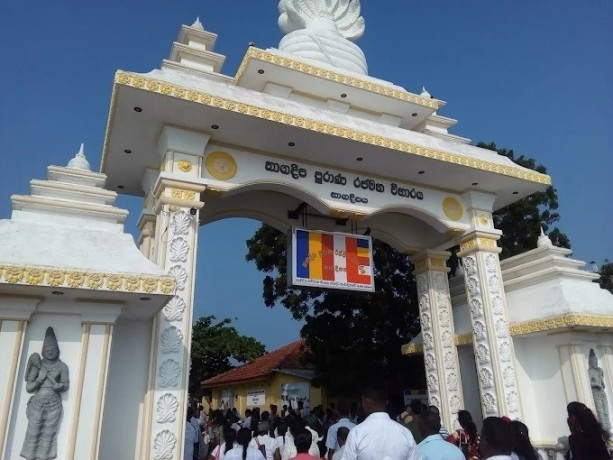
[4,309,83,460]
[0,320,22,438]
[74,324,109,459]
[457,345,483,427]
[99,318,152,460]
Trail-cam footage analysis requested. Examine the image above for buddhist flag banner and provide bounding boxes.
[289,228,375,292]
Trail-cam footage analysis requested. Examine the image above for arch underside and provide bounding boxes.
[199,183,455,252]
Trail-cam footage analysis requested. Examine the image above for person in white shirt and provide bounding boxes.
[208,428,237,460]
[185,408,199,460]
[225,428,265,460]
[480,417,514,460]
[332,427,350,460]
[274,422,288,459]
[326,401,356,459]
[249,421,277,460]
[281,418,320,460]
[417,411,464,460]
[341,380,420,460]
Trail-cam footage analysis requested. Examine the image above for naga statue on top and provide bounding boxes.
[278,0,368,75]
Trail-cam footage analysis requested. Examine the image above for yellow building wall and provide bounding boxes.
[208,373,326,416]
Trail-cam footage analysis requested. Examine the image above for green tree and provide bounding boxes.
[595,260,613,294]
[190,315,265,397]
[478,142,571,259]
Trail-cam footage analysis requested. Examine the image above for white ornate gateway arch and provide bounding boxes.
[0,4,554,460]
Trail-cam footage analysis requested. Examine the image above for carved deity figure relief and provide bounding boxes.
[20,327,69,460]
[588,349,611,431]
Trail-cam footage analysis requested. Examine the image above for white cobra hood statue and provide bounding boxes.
[278,0,368,75]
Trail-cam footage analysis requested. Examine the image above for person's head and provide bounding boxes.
[567,401,610,440]
[511,420,538,460]
[277,422,288,438]
[270,404,278,414]
[361,380,388,415]
[480,417,514,458]
[410,399,423,416]
[245,408,252,418]
[261,410,270,421]
[337,426,350,448]
[294,429,313,454]
[223,427,237,452]
[257,421,270,436]
[290,417,306,436]
[427,405,440,416]
[589,349,598,368]
[186,407,194,422]
[236,428,252,459]
[418,410,442,438]
[457,410,478,441]
[337,400,350,417]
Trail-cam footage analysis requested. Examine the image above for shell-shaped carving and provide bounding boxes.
[156,393,179,423]
[158,359,181,388]
[163,296,186,322]
[170,211,191,236]
[161,327,183,354]
[154,430,177,460]
[168,265,188,290]
[278,0,365,40]
[169,237,189,262]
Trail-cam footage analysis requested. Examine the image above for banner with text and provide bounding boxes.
[247,390,265,407]
[289,228,375,292]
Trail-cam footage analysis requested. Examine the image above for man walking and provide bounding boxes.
[341,381,420,460]
[417,411,463,460]
[326,400,355,459]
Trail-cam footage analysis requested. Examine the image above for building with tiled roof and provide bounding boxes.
[201,340,327,414]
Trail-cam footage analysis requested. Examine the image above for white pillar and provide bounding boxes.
[413,250,464,430]
[0,297,40,458]
[140,126,208,460]
[457,229,522,419]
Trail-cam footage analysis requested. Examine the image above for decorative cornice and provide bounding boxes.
[510,314,613,336]
[101,71,552,187]
[235,48,440,110]
[402,333,474,355]
[0,264,176,295]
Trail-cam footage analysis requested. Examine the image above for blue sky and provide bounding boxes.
[1,1,611,351]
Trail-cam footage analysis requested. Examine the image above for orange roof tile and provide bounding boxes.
[201,340,310,388]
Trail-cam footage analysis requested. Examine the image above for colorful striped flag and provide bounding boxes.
[292,229,374,291]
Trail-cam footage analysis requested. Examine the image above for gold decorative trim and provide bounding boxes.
[169,188,197,201]
[103,72,552,186]
[0,265,175,295]
[235,48,440,110]
[459,236,498,253]
[401,341,423,355]
[510,314,613,336]
[205,151,238,180]
[455,334,474,346]
[176,160,192,173]
[442,197,463,221]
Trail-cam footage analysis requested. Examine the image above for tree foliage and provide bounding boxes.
[478,142,571,259]
[595,260,613,295]
[190,315,265,397]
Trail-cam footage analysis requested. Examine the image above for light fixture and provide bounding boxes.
[124,149,132,154]
[133,107,142,112]
[341,93,347,98]
[51,291,64,295]
[118,185,125,190]
[472,182,478,186]
[411,113,418,117]
[418,170,425,175]
[288,142,295,147]
[258,69,265,74]
[211,124,219,130]
[512,191,519,195]
[139,297,151,301]
[356,157,363,162]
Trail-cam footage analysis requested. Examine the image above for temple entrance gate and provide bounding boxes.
[98,9,550,460]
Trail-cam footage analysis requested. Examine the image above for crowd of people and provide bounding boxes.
[185,382,611,460]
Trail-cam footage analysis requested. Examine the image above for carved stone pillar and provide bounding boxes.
[457,230,522,419]
[141,126,207,460]
[413,250,464,430]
